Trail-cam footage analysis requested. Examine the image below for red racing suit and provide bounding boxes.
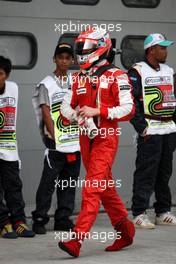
[61,62,135,236]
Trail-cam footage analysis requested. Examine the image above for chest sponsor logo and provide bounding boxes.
[0,97,16,107]
[100,81,108,89]
[145,76,171,85]
[52,92,66,103]
[77,88,86,95]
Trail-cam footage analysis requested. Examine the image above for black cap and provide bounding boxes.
[54,43,73,57]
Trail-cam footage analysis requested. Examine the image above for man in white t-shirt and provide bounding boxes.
[0,56,35,238]
[32,44,80,234]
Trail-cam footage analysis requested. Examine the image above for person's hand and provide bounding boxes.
[140,127,151,141]
[140,127,148,137]
[78,106,100,118]
[70,110,78,123]
[69,107,81,124]
[75,106,80,114]
[143,135,152,142]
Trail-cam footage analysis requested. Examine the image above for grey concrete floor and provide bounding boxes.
[0,209,176,264]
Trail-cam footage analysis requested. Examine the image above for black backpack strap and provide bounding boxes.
[92,63,118,77]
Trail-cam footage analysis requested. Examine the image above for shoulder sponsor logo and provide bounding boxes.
[117,74,128,79]
[116,74,129,83]
[145,76,171,85]
[130,77,137,81]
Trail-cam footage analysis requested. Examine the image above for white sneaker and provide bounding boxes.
[133,214,155,229]
[156,212,176,226]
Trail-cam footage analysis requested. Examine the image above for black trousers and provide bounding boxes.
[132,133,176,216]
[32,150,80,225]
[0,159,26,228]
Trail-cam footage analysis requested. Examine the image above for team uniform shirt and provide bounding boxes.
[129,61,176,135]
[32,73,80,153]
